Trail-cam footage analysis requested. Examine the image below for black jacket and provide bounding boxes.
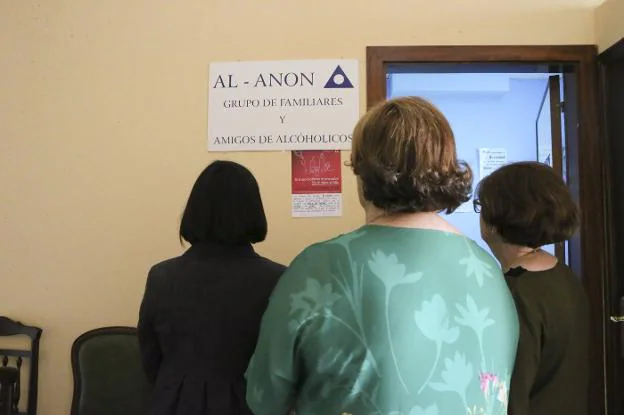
[137,242,285,415]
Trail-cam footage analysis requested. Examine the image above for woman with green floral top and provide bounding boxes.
[246,97,519,415]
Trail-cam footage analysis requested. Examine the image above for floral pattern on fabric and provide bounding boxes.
[246,226,519,415]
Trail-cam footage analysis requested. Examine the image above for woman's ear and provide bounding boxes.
[480,216,497,242]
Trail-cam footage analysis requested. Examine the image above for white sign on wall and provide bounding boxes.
[208,59,359,152]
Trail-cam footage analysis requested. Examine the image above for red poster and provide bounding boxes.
[291,151,342,217]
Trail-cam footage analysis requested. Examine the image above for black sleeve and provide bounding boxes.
[506,277,543,415]
[137,268,162,384]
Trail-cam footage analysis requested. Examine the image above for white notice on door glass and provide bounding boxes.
[479,148,508,180]
[208,59,359,152]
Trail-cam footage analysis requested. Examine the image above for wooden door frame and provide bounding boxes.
[598,37,624,415]
[535,75,566,261]
[367,45,607,414]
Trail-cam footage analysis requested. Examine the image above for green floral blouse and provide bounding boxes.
[246,225,519,415]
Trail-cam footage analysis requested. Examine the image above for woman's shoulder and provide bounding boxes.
[290,227,498,266]
[254,255,288,276]
[505,262,579,286]
[505,262,587,307]
[151,251,286,283]
[149,255,185,273]
[275,230,366,281]
[464,239,503,275]
[145,255,187,283]
[293,228,370,260]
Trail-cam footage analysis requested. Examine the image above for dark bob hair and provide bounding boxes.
[475,161,580,248]
[349,96,472,214]
[179,161,267,246]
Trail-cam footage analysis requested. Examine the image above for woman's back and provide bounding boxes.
[246,225,519,415]
[139,242,285,415]
[505,263,589,415]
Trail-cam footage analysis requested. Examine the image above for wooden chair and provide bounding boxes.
[0,366,18,415]
[0,317,42,415]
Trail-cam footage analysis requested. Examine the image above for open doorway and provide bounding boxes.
[367,45,607,414]
[387,70,565,261]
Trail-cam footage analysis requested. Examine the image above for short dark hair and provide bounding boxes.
[476,161,580,248]
[350,96,472,214]
[179,161,267,246]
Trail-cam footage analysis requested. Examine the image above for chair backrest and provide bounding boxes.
[0,317,42,415]
[0,367,18,415]
[70,327,149,415]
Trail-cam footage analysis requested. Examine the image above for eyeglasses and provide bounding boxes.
[473,199,482,213]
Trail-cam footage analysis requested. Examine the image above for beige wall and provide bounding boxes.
[0,0,596,413]
[596,0,624,51]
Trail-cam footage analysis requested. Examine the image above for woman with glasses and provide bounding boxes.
[475,161,589,415]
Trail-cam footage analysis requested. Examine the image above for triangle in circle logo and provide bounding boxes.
[324,65,354,89]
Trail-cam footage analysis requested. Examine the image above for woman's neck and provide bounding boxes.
[365,205,385,224]
[489,243,535,270]
[366,205,436,224]
[489,242,556,272]
[364,205,462,235]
